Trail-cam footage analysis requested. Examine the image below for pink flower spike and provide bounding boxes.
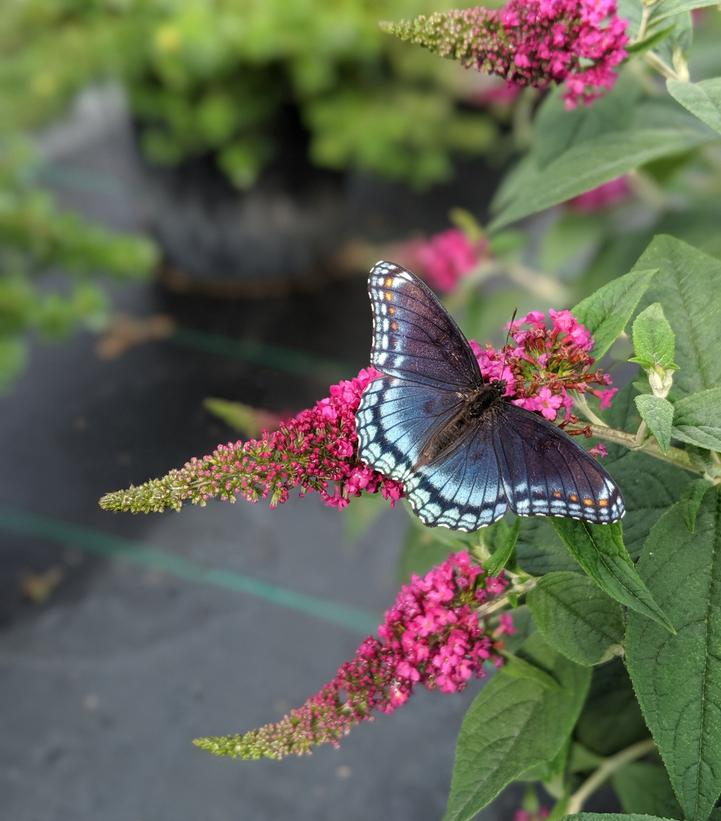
[199,553,509,759]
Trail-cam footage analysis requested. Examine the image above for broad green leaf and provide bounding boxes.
[634,395,674,454]
[444,635,590,821]
[573,268,657,359]
[565,815,679,820]
[626,486,721,821]
[672,387,721,451]
[635,236,721,397]
[668,78,721,136]
[576,660,649,756]
[612,762,683,818]
[600,385,695,557]
[678,478,713,533]
[502,652,561,690]
[528,571,624,665]
[489,126,713,230]
[653,0,721,23]
[516,515,581,575]
[551,520,674,631]
[630,303,677,371]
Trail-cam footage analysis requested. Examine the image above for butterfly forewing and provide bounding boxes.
[357,260,625,530]
[368,260,481,391]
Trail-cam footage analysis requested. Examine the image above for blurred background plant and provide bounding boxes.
[1,0,501,190]
[0,139,156,391]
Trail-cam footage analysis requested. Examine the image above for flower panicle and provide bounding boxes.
[470,308,615,427]
[194,552,510,760]
[382,0,629,109]
[99,367,403,515]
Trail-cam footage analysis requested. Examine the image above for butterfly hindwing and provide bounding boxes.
[405,415,509,530]
[368,260,481,391]
[493,404,624,524]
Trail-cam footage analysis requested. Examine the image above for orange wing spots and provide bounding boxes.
[569,493,578,502]
[552,490,562,498]
[388,306,396,315]
[390,321,399,331]
[384,277,394,288]
[599,499,609,508]
[583,497,594,507]
[384,291,393,302]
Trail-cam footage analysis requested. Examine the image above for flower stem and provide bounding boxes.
[588,423,702,474]
[565,738,656,814]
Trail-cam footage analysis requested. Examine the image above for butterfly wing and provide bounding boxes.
[493,403,625,524]
[366,260,481,390]
[357,259,486,503]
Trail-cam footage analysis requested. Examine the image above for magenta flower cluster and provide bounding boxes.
[100,307,615,514]
[569,175,631,211]
[383,0,628,108]
[471,309,616,425]
[195,552,510,760]
[99,367,403,514]
[413,228,489,293]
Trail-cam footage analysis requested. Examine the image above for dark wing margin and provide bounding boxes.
[367,260,482,392]
[496,403,625,524]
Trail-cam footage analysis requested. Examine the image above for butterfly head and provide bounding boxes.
[489,379,507,398]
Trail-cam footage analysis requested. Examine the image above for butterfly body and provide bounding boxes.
[356,260,624,531]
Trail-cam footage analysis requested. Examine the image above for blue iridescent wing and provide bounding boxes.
[493,404,625,524]
[357,261,506,529]
[403,416,509,530]
[366,260,481,390]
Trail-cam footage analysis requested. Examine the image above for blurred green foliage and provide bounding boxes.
[0,141,157,391]
[1,0,498,189]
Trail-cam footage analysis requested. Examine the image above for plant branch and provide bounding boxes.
[588,423,703,474]
[565,738,657,814]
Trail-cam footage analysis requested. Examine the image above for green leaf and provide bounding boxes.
[489,126,713,230]
[517,518,581,575]
[564,815,679,820]
[635,236,721,398]
[625,25,676,55]
[502,652,561,690]
[612,762,683,818]
[651,0,721,21]
[485,518,520,576]
[576,660,649,756]
[444,635,590,821]
[573,268,657,359]
[634,395,675,454]
[629,303,677,371]
[527,571,624,665]
[600,386,695,557]
[626,486,721,821]
[672,387,721,452]
[501,605,536,653]
[668,78,721,136]
[550,520,674,632]
[678,478,713,533]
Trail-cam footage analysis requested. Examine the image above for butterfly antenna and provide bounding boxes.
[501,307,518,376]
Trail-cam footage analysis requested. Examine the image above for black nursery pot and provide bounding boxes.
[132,113,504,299]
[134,139,349,298]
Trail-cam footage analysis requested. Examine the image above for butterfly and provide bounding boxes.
[355,260,624,531]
